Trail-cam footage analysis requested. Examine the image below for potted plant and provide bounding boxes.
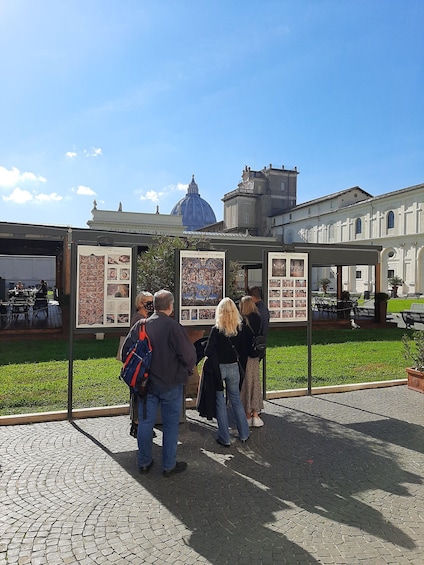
[388,275,404,298]
[374,292,390,323]
[402,330,424,393]
[318,277,331,295]
[337,290,352,319]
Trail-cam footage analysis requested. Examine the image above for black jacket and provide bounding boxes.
[197,355,222,420]
[243,311,263,358]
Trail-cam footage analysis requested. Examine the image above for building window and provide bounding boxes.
[387,211,394,229]
[387,269,395,279]
[356,271,362,279]
[286,230,293,244]
[281,181,286,192]
[355,218,362,235]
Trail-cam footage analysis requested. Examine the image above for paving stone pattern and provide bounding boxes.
[1,386,423,564]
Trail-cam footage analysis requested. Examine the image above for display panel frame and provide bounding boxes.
[76,245,132,329]
[176,249,226,326]
[265,251,309,323]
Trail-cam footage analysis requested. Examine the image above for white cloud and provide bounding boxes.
[66,147,102,159]
[139,190,162,203]
[2,187,33,203]
[137,182,188,204]
[75,185,96,196]
[2,187,63,204]
[84,147,103,158]
[35,193,63,202]
[0,165,46,188]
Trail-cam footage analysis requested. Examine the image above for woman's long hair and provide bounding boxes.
[239,295,259,317]
[215,297,242,337]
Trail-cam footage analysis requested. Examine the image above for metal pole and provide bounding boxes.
[67,238,76,420]
[307,254,312,395]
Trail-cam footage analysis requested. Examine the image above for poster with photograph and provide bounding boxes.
[76,245,132,328]
[267,252,308,322]
[179,250,225,326]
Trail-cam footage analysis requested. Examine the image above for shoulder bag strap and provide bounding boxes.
[225,335,240,361]
[246,317,262,337]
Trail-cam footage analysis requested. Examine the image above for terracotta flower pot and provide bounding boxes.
[406,367,424,393]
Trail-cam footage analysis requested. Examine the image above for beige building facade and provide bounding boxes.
[87,167,423,297]
[269,183,424,296]
[222,164,299,236]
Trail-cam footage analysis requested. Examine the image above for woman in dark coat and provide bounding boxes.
[203,297,250,446]
[239,295,264,428]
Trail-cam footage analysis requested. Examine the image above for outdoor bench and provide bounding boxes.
[401,303,424,329]
[355,306,374,318]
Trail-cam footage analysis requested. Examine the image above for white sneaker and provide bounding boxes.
[247,417,253,427]
[252,417,264,428]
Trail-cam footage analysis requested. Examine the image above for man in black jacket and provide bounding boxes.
[248,286,270,337]
[122,289,196,476]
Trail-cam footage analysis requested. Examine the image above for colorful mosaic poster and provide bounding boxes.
[76,246,132,328]
[178,250,225,326]
[267,252,308,322]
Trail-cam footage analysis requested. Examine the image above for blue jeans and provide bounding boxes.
[215,362,250,444]
[137,383,183,472]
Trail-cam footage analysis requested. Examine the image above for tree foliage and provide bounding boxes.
[318,277,331,293]
[136,235,241,299]
[228,260,244,302]
[388,275,403,288]
[136,236,194,294]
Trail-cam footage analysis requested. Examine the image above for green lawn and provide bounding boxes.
[386,297,424,313]
[0,326,412,416]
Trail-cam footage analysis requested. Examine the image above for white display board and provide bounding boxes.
[178,249,225,326]
[76,245,132,328]
[267,252,308,322]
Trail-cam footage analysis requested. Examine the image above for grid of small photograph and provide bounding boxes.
[267,253,308,322]
[77,246,132,328]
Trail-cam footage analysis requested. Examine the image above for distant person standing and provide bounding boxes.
[36,280,48,298]
[122,290,196,476]
[248,286,270,337]
[239,296,264,427]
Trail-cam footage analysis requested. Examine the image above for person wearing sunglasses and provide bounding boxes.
[130,291,154,327]
[129,291,154,437]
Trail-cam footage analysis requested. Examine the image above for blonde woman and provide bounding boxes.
[239,296,264,427]
[204,297,250,446]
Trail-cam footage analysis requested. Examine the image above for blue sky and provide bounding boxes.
[1,0,423,229]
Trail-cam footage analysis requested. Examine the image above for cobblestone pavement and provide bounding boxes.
[1,386,423,564]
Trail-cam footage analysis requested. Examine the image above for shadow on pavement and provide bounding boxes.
[71,402,420,563]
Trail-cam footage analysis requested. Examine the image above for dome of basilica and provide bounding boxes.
[170,175,216,231]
